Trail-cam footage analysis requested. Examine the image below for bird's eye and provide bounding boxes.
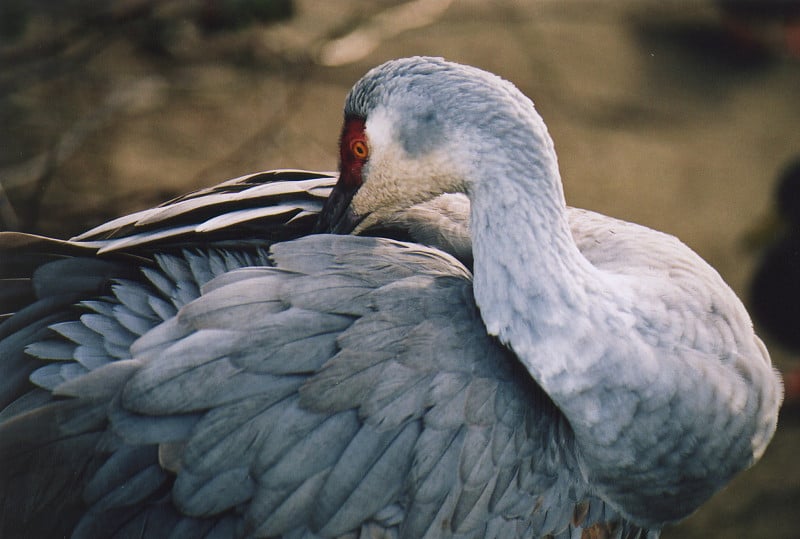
[351,140,369,159]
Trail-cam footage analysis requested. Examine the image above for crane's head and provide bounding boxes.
[315,56,551,234]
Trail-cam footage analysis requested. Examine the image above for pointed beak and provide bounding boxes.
[314,176,363,234]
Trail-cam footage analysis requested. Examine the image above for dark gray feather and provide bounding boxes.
[318,421,421,536]
[25,339,76,360]
[83,445,165,508]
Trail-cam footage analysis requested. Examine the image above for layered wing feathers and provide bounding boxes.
[0,171,655,538]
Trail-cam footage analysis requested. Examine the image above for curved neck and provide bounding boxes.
[469,131,617,365]
[465,123,774,527]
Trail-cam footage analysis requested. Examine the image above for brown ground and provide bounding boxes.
[2,1,799,537]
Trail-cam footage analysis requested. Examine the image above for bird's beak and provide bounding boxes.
[314,175,363,234]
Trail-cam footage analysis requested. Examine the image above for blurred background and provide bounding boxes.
[1,0,799,536]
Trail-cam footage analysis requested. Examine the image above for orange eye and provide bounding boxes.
[351,139,369,159]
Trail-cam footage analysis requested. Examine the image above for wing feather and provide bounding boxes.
[83,446,168,512]
[313,422,420,536]
[25,338,76,360]
[250,469,330,537]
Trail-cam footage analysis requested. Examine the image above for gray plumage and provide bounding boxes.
[0,180,651,539]
[0,57,781,539]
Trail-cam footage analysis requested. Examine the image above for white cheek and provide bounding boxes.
[350,107,468,220]
[365,108,395,150]
[350,109,407,217]
[350,140,407,218]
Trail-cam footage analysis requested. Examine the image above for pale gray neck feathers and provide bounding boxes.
[468,119,618,359]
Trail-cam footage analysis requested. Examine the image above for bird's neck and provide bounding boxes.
[466,130,774,527]
[469,140,620,367]
[468,135,678,525]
